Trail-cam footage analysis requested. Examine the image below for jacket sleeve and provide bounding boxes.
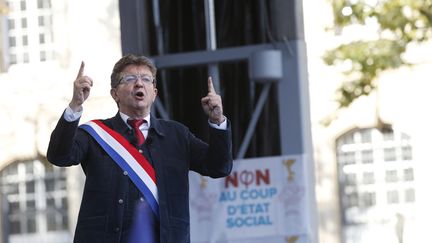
[46,112,89,168]
[189,120,233,178]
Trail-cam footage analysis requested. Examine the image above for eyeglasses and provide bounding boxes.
[119,73,155,85]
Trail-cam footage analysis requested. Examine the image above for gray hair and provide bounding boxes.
[110,54,157,88]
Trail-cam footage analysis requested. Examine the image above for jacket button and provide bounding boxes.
[140,197,144,202]
[138,149,143,153]
[114,227,120,232]
[123,171,128,176]
[118,199,124,204]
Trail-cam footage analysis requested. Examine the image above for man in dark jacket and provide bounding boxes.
[47,54,233,243]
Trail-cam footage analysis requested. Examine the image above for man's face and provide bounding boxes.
[110,65,157,117]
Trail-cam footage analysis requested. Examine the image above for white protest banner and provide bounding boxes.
[189,155,312,243]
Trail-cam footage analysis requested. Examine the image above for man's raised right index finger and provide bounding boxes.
[208,76,216,94]
[76,61,85,79]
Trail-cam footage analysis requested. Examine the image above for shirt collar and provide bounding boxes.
[119,112,151,129]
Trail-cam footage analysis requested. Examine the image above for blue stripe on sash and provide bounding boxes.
[81,123,159,219]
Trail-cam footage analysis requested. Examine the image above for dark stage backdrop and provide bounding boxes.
[119,0,288,158]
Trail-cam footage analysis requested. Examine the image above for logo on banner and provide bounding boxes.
[279,159,305,232]
[286,235,300,243]
[279,159,304,206]
[190,176,218,222]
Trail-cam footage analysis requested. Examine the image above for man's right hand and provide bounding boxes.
[69,61,93,112]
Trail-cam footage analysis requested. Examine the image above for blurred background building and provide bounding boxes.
[306,1,431,242]
[0,0,120,242]
[0,0,430,243]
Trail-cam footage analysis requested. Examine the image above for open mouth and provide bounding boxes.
[135,91,144,98]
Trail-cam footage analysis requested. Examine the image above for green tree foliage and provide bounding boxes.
[324,0,432,108]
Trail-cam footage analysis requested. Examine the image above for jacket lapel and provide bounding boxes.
[106,112,135,143]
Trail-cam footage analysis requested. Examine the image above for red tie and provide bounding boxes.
[127,119,146,146]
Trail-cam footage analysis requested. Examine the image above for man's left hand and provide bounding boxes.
[201,77,225,125]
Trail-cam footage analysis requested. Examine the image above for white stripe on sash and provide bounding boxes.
[80,120,159,218]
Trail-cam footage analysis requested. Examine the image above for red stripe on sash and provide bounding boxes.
[92,120,156,183]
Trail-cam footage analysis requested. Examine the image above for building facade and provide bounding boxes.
[304,1,431,243]
[0,0,121,242]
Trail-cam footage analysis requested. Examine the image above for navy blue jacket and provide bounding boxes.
[46,112,233,243]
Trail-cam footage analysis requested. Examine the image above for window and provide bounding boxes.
[23,52,29,63]
[40,51,46,61]
[345,173,357,186]
[39,33,45,44]
[401,133,410,142]
[387,190,399,204]
[405,188,415,203]
[38,16,44,26]
[383,129,394,141]
[404,168,414,181]
[361,192,376,207]
[21,18,27,28]
[361,149,373,164]
[20,0,26,11]
[341,133,355,144]
[9,36,16,47]
[4,0,54,66]
[360,129,372,143]
[22,35,28,46]
[402,146,412,160]
[344,192,358,208]
[362,172,374,184]
[339,151,356,165]
[8,19,15,30]
[10,54,17,64]
[37,0,50,9]
[385,170,398,183]
[0,159,69,237]
[384,148,396,162]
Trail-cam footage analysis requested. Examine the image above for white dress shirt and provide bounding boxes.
[63,107,228,137]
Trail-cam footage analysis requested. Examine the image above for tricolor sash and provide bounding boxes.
[80,120,159,219]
